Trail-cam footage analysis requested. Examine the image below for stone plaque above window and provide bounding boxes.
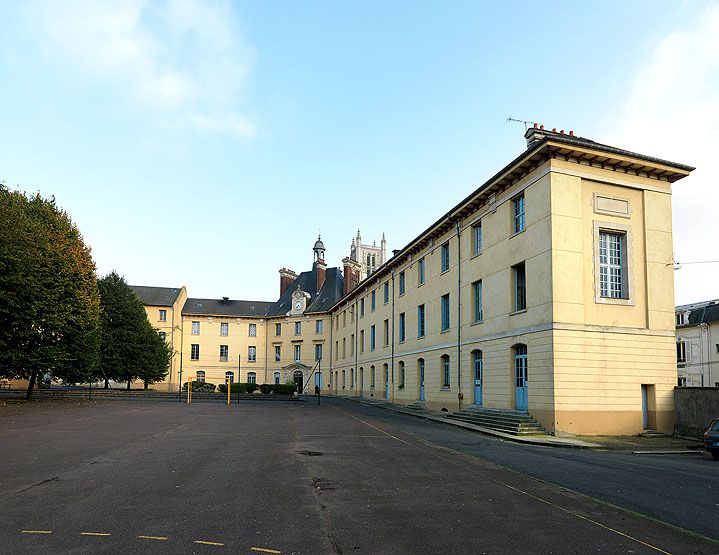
[593,194,630,218]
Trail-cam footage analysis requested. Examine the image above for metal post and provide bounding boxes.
[178,351,183,403]
[237,355,241,404]
[317,359,321,406]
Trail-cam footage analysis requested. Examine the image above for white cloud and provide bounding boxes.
[29,0,255,137]
[606,5,719,305]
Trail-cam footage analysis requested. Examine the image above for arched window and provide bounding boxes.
[350,368,354,388]
[247,372,256,384]
[359,367,364,391]
[225,371,234,384]
[441,355,450,388]
[372,254,376,267]
[370,365,376,388]
[196,370,205,383]
[399,361,405,388]
[514,344,528,386]
[472,350,482,384]
[274,371,281,385]
[367,254,371,267]
[342,369,346,388]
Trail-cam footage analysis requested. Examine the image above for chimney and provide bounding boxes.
[524,124,548,148]
[222,296,229,302]
[342,257,361,296]
[392,249,401,257]
[279,268,297,297]
[315,259,327,293]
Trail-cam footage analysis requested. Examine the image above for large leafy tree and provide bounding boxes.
[0,184,100,398]
[98,272,171,389]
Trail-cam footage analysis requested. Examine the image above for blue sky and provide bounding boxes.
[1,0,717,305]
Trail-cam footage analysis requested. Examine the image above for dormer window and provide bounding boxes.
[676,312,688,326]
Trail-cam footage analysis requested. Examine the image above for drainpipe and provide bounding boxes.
[355,299,359,396]
[456,219,462,411]
[329,314,333,394]
[391,270,396,403]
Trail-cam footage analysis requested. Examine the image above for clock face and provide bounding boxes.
[294,301,302,310]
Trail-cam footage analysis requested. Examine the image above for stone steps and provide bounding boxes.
[445,407,546,436]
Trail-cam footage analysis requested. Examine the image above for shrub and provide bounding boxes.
[182,381,216,392]
[218,382,260,394]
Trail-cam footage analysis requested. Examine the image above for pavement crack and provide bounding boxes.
[16,476,59,494]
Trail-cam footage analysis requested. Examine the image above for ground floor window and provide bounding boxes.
[441,355,450,388]
[225,371,234,384]
[196,370,205,383]
[247,372,256,384]
[274,371,281,384]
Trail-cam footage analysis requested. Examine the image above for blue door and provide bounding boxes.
[419,360,425,401]
[473,351,483,406]
[384,368,389,399]
[514,345,528,411]
[641,384,648,429]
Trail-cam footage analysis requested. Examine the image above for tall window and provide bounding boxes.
[399,271,406,296]
[315,343,323,361]
[371,365,376,388]
[248,346,257,362]
[383,319,389,346]
[677,341,687,363]
[275,345,281,362]
[220,322,229,336]
[399,312,406,343]
[225,371,234,384]
[196,370,205,383]
[159,309,167,322]
[514,344,528,385]
[441,294,450,331]
[316,319,323,334]
[441,242,450,272]
[249,323,257,337]
[342,370,346,388]
[360,298,365,317]
[342,338,346,358]
[399,361,405,388]
[513,193,525,233]
[350,368,354,389]
[599,231,626,299]
[418,257,425,285]
[441,355,450,388]
[219,344,228,362]
[247,372,256,384]
[295,321,302,335]
[473,350,482,385]
[192,321,200,335]
[418,304,426,338]
[360,330,365,353]
[384,282,389,304]
[371,290,376,311]
[275,323,282,336]
[350,334,355,356]
[473,222,482,256]
[370,325,376,351]
[294,344,301,362]
[274,371,281,384]
[473,280,483,322]
[191,344,200,360]
[513,262,526,312]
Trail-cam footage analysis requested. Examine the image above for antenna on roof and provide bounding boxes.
[507,116,533,131]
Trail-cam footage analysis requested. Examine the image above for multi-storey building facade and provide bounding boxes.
[134,127,693,435]
[675,300,719,388]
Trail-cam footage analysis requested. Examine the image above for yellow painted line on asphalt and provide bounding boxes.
[340,407,674,555]
[80,532,111,536]
[138,535,168,540]
[251,547,282,554]
[20,530,52,534]
[194,540,225,546]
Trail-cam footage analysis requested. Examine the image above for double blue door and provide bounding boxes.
[419,363,425,401]
[473,352,483,406]
[515,347,528,411]
[384,369,389,399]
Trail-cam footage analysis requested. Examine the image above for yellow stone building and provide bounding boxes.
[134,128,693,435]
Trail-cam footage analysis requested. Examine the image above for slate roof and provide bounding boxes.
[266,266,344,317]
[183,298,275,318]
[677,301,719,327]
[130,285,183,307]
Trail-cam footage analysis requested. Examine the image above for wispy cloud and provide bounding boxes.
[29,0,256,137]
[607,5,719,305]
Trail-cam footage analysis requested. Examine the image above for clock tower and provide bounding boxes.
[290,285,307,315]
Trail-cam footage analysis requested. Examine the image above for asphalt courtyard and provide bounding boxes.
[0,398,716,554]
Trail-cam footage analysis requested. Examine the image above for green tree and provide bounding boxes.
[0,184,100,398]
[97,272,170,389]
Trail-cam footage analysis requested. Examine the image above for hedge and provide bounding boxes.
[217,382,297,395]
[181,381,216,392]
